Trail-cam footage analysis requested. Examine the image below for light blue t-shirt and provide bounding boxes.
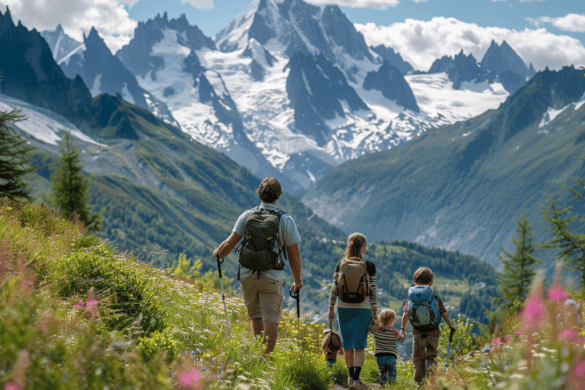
[233,203,301,281]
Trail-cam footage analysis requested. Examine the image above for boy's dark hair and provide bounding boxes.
[257,178,282,203]
[414,267,433,285]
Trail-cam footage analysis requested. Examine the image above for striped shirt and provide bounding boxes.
[369,325,406,357]
[329,259,377,310]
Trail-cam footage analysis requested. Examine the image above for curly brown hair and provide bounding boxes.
[379,309,397,326]
[257,178,282,203]
[413,267,433,285]
[344,233,367,259]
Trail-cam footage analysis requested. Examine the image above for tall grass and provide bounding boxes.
[9,200,582,389]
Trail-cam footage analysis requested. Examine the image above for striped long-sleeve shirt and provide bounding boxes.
[329,259,377,310]
[369,325,406,357]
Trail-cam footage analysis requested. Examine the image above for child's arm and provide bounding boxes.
[392,328,406,342]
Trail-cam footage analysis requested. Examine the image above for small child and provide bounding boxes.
[400,267,456,386]
[322,328,344,367]
[369,309,406,386]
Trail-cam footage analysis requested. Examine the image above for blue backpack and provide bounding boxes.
[407,285,442,333]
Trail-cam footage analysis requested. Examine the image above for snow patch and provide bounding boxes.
[539,105,569,128]
[0,93,104,147]
[575,92,585,111]
[57,43,86,66]
[90,74,102,97]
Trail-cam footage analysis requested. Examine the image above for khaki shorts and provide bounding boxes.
[240,274,284,324]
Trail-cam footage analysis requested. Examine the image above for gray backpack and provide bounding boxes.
[237,207,286,275]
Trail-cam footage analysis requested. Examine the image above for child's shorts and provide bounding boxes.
[326,359,336,367]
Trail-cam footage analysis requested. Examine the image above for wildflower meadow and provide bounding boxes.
[1,199,585,389]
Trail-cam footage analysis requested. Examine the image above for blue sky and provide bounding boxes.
[126,0,585,47]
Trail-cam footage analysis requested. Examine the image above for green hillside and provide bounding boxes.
[11,92,497,323]
[303,66,585,266]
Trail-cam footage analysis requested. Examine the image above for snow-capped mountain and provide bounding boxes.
[114,12,296,191]
[42,26,178,128]
[428,41,537,94]
[215,0,373,76]
[39,0,515,192]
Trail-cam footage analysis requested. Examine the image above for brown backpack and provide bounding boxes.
[321,329,342,354]
[337,258,371,303]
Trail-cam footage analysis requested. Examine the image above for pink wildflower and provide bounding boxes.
[548,287,569,302]
[5,384,20,390]
[505,335,511,342]
[86,300,98,308]
[515,331,522,336]
[20,281,33,289]
[576,361,585,377]
[73,300,84,309]
[560,329,583,343]
[522,297,545,328]
[492,337,501,346]
[178,368,200,386]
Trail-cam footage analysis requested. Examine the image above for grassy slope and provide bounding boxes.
[303,67,585,266]
[4,202,583,390]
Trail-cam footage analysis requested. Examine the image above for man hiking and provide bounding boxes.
[213,178,302,355]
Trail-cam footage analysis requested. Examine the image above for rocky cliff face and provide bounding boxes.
[0,8,93,128]
[363,59,419,112]
[371,45,414,75]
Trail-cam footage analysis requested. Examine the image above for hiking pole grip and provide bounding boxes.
[449,327,455,343]
[214,246,224,277]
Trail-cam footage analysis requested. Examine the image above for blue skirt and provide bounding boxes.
[337,308,371,349]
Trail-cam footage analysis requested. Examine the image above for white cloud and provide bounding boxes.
[182,0,214,9]
[0,0,138,53]
[355,17,585,72]
[527,14,585,33]
[412,0,429,3]
[305,0,399,9]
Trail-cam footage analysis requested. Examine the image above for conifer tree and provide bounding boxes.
[543,163,585,288]
[494,214,541,313]
[52,132,101,231]
[0,108,35,200]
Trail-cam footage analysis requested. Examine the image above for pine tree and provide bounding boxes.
[494,214,541,313]
[542,164,585,288]
[0,108,36,200]
[52,132,101,231]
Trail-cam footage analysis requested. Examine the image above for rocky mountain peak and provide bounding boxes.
[216,0,372,69]
[0,6,14,29]
[371,45,414,75]
[480,39,529,80]
[364,59,419,112]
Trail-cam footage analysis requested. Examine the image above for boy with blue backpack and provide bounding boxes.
[400,267,456,385]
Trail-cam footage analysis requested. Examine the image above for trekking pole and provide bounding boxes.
[290,288,300,350]
[214,250,229,326]
[445,327,456,371]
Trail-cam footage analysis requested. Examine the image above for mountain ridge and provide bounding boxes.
[302,66,585,265]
